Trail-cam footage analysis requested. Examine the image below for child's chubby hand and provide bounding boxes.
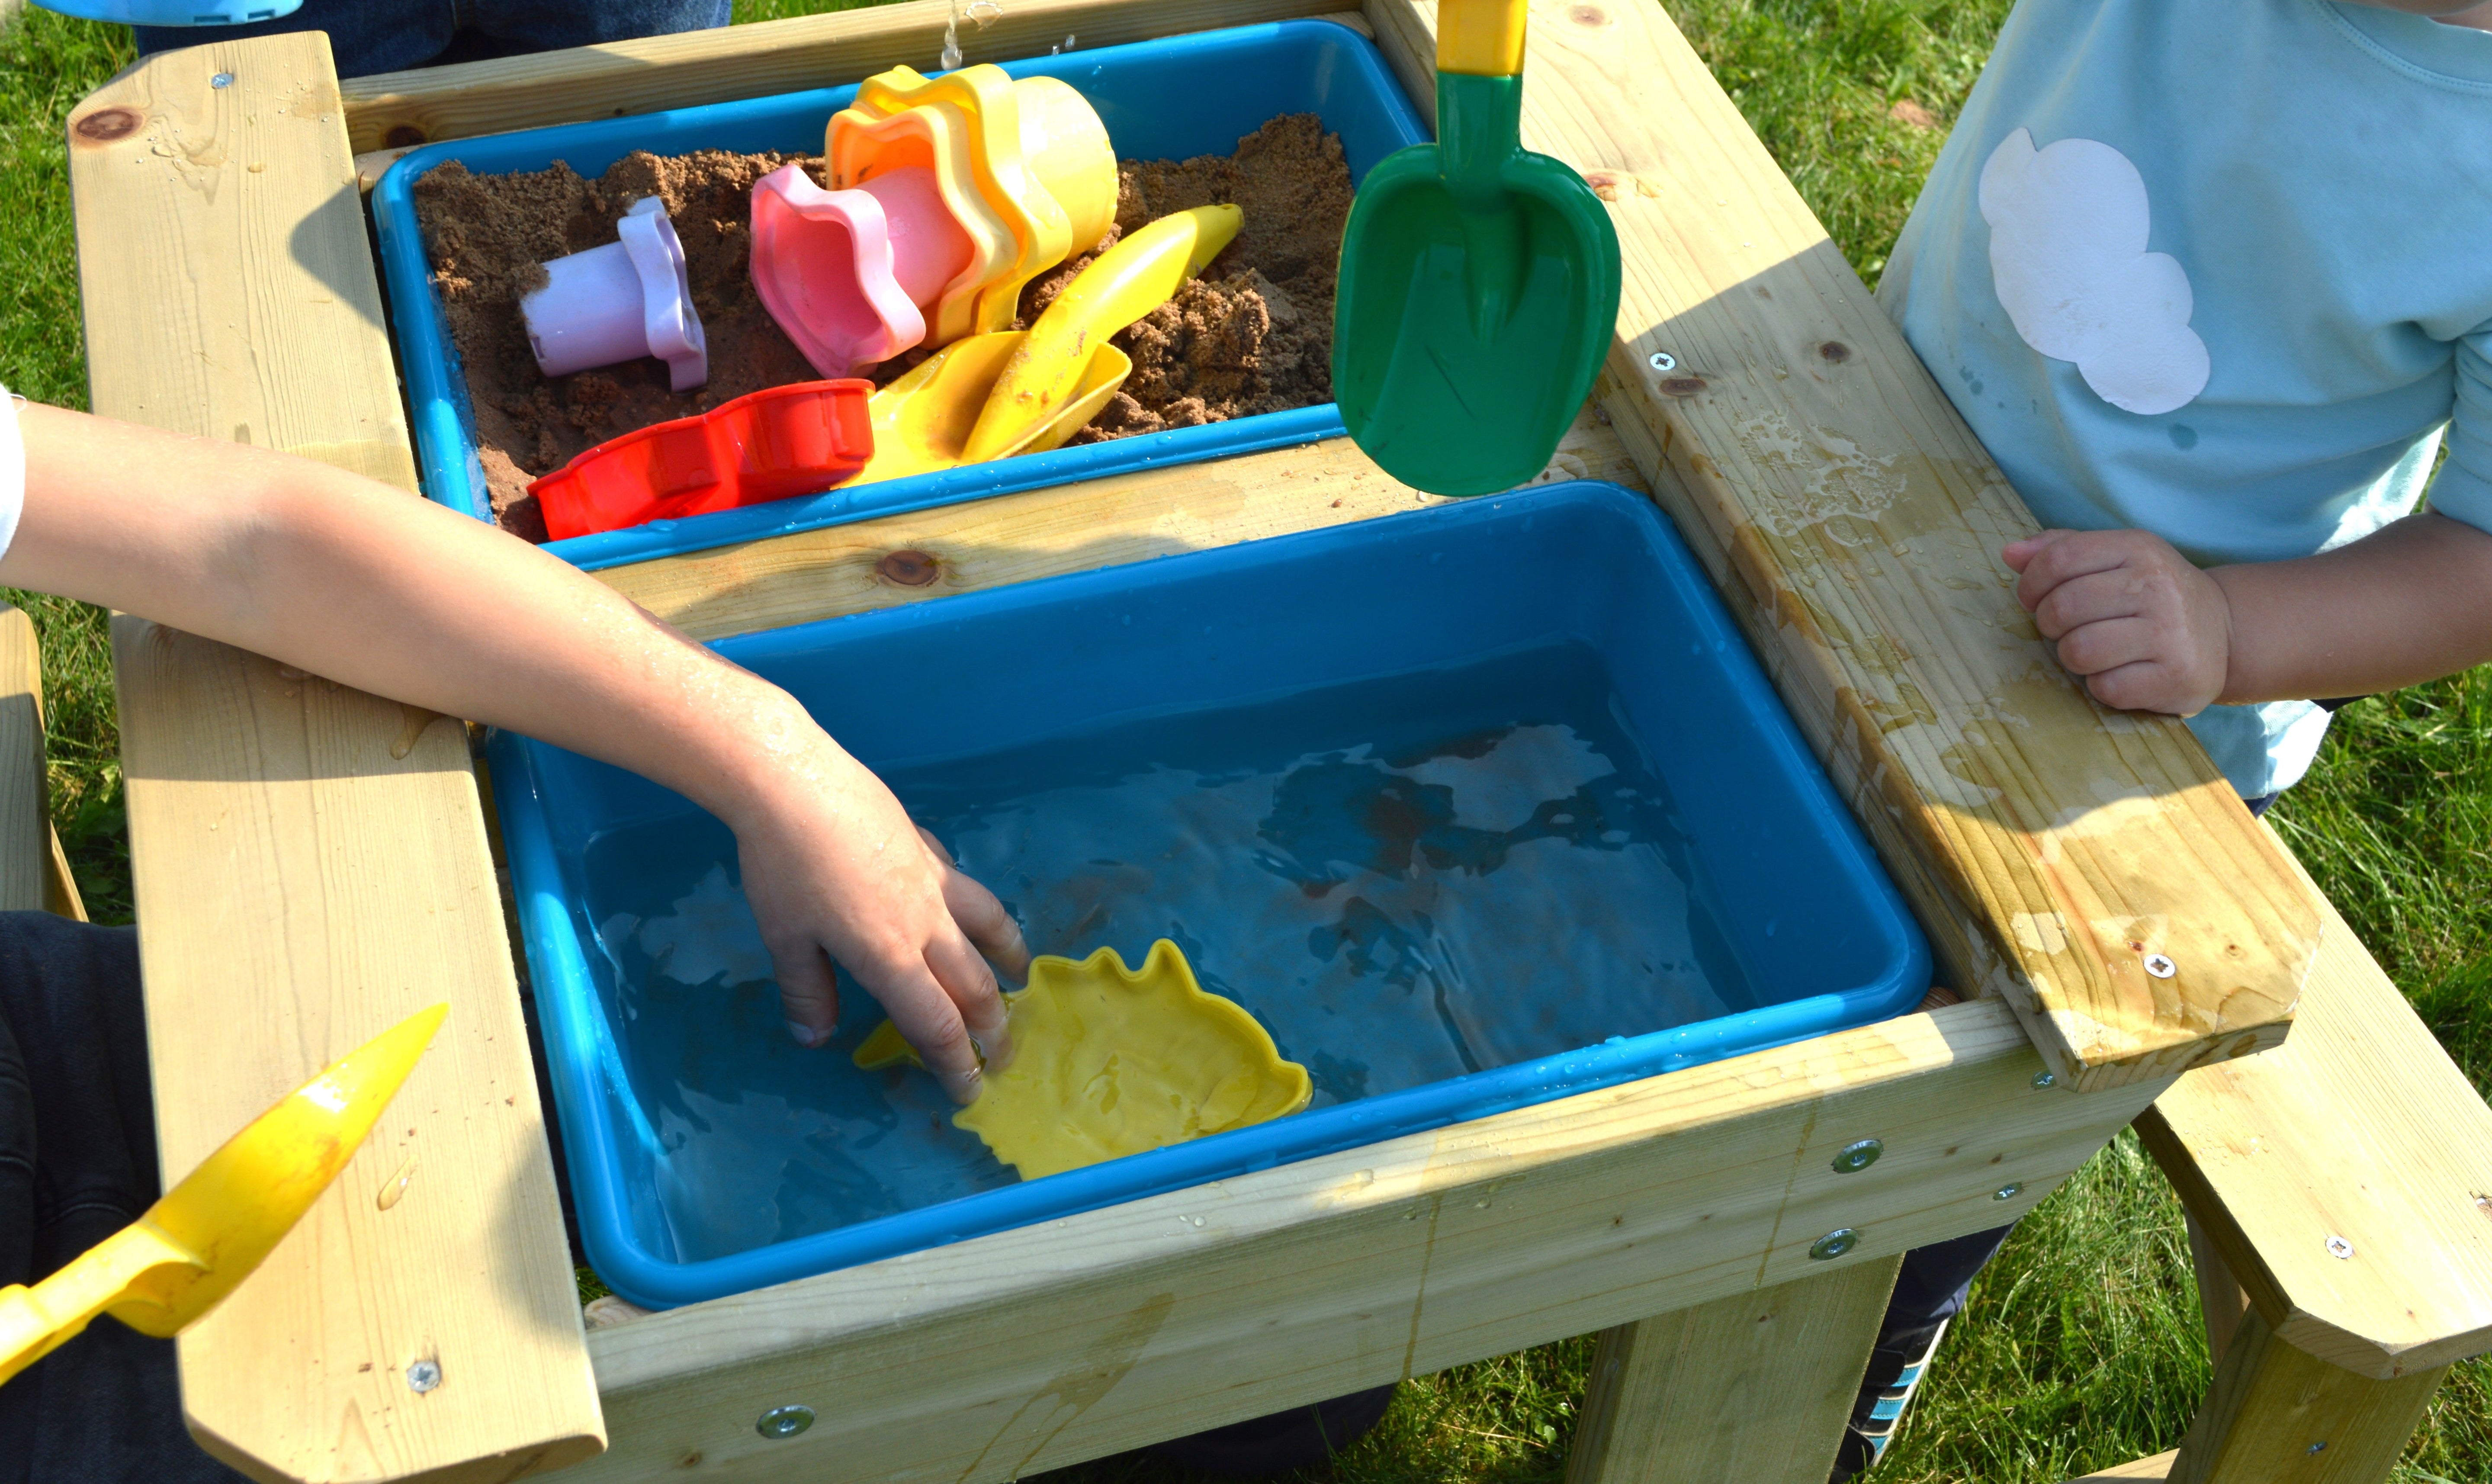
[2002,528,2235,716]
[715,719,1032,1105]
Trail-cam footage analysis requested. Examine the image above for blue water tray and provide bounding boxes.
[371,20,1430,571]
[491,480,1932,1308]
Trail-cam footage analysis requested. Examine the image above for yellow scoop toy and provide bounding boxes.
[0,1003,447,1387]
[855,939,1310,1180]
[845,203,1244,485]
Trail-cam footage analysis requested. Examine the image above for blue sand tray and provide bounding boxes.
[491,480,1933,1308]
[371,20,1430,570]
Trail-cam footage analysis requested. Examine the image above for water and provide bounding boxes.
[577,641,1762,1263]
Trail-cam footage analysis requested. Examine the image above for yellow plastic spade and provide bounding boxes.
[854,939,1310,1180]
[0,1003,448,1387]
[850,331,1131,484]
[959,204,1243,464]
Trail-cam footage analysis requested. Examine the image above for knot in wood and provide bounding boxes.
[1568,4,1608,26]
[1660,376,1708,398]
[878,549,941,586]
[73,108,141,143]
[1818,340,1852,363]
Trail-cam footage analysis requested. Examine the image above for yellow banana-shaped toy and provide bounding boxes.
[959,204,1242,465]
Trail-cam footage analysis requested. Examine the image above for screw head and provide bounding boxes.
[2032,1070,2057,1089]
[756,1404,816,1439]
[2143,953,2177,979]
[2325,1234,2354,1260]
[211,72,234,88]
[1809,1228,1860,1261]
[1647,350,1678,372]
[405,1359,442,1393]
[1831,1138,1883,1174]
[1995,1182,2024,1201]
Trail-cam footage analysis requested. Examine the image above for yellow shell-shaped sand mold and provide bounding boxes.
[852,939,1311,1180]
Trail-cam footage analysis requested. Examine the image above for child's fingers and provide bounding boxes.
[2014,532,2144,613]
[916,827,1031,986]
[764,936,842,1048]
[2001,529,2068,573]
[2031,567,2155,639]
[2084,658,2193,716]
[925,927,1015,1073]
[2053,615,2162,677]
[867,960,989,1104]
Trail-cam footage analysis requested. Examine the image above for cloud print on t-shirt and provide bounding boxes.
[1979,128,2209,416]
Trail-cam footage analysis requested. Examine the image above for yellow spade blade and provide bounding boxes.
[850,333,1131,484]
[854,939,1310,1180]
[960,204,1241,465]
[0,1003,447,1386]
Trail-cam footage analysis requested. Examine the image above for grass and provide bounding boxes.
[0,1,2486,1480]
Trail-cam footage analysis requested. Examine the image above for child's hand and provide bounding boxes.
[726,731,1031,1105]
[2002,529,2235,716]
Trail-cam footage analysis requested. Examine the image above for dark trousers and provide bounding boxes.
[0,912,243,1484]
[135,0,732,78]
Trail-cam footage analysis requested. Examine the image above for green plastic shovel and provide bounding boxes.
[1333,0,1621,496]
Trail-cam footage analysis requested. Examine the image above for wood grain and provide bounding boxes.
[2167,1307,2444,1484]
[1358,0,2322,1090]
[68,36,601,1484]
[1564,1259,1902,1484]
[576,1001,2166,1484]
[2138,822,2492,1380]
[0,605,46,913]
[336,0,1357,152]
[597,410,1638,639]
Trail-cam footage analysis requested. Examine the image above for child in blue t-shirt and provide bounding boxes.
[1847,0,2492,1475]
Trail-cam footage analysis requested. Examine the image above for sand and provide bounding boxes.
[413,115,1355,541]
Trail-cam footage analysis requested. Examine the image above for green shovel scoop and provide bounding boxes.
[1334,0,1621,496]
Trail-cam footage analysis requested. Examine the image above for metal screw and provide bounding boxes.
[1809,1228,1859,1261]
[2144,952,2177,979]
[2325,1234,2354,1260]
[1995,1182,2023,1201]
[1832,1138,1883,1174]
[211,72,234,88]
[405,1359,442,1393]
[756,1404,816,1439]
[1647,350,1677,372]
[2032,1070,2057,1089]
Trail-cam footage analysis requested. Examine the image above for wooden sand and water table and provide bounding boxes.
[36,0,2492,1480]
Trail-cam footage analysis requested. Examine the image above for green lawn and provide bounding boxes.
[2,2,2487,1480]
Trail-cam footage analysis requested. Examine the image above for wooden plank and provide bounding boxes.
[2185,1207,2251,1365]
[2137,822,2492,1380]
[597,410,1637,639]
[335,0,1354,153]
[116,620,603,1484]
[2166,1306,2445,1484]
[1358,0,2322,1091]
[2067,1453,2177,1482]
[1564,1258,1902,1484]
[0,605,46,912]
[68,36,602,1484]
[574,1001,2165,1484]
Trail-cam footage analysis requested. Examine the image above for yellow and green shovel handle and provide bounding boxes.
[0,1002,447,1388]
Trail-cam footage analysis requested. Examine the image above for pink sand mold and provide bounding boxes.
[749,163,975,380]
[518,195,709,392]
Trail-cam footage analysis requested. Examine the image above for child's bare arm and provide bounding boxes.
[0,401,1025,1100]
[2001,512,2492,715]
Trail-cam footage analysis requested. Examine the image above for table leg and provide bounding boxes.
[1564,1255,1902,1484]
[2184,1208,2252,1364]
[2168,1307,2446,1484]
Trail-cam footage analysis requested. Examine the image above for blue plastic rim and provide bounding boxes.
[492,480,1933,1308]
[370,21,1431,571]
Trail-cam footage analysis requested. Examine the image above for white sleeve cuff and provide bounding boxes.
[0,387,23,571]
